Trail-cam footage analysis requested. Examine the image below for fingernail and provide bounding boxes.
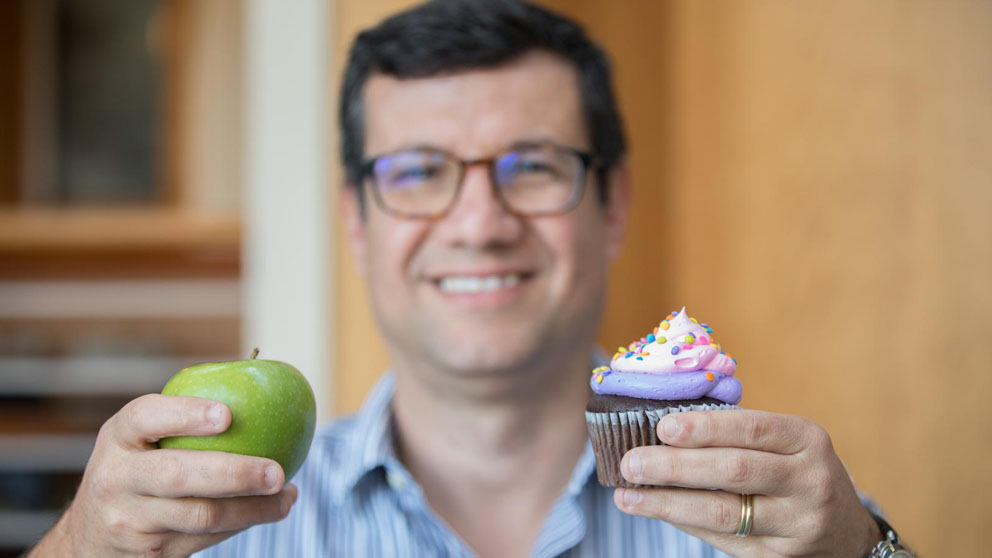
[626,451,642,480]
[265,465,281,489]
[207,404,225,427]
[622,488,641,507]
[661,416,681,439]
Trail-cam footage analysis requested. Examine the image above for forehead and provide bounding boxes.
[362,50,588,157]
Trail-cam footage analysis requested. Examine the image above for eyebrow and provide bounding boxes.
[384,137,582,156]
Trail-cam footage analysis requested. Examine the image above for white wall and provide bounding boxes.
[242,0,334,422]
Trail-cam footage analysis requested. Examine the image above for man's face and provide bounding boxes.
[344,51,629,377]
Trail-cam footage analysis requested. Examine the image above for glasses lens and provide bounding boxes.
[371,150,458,215]
[494,146,583,213]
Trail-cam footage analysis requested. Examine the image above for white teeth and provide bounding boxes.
[438,274,523,293]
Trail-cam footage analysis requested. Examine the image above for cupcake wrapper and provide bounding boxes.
[586,403,739,488]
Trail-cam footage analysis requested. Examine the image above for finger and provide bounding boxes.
[657,410,819,454]
[166,530,247,558]
[614,487,786,538]
[108,394,231,449]
[150,484,298,534]
[127,449,285,498]
[621,445,795,496]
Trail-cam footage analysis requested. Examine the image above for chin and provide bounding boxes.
[428,336,546,377]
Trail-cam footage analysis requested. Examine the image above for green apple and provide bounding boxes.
[158,353,316,481]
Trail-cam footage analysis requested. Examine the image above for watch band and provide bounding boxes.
[866,513,916,558]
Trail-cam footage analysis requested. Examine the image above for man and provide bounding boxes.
[29,1,904,557]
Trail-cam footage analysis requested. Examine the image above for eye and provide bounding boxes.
[511,158,553,173]
[394,164,440,182]
[496,151,561,184]
[374,151,448,189]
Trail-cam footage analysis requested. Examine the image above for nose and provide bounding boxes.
[434,164,525,248]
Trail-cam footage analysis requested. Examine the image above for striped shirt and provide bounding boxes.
[194,372,734,558]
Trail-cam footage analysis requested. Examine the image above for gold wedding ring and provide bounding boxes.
[735,493,754,537]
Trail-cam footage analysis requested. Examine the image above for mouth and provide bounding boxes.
[436,273,526,294]
[428,270,536,307]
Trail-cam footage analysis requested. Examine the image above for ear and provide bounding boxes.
[339,185,369,277]
[603,160,633,261]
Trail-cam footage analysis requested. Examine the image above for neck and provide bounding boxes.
[391,348,593,557]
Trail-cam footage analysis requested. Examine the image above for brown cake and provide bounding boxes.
[586,309,743,487]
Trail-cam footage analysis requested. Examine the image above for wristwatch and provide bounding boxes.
[866,513,916,558]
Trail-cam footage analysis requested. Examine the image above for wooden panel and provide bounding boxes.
[664,3,990,555]
[550,1,990,555]
[331,0,418,414]
[0,208,240,278]
[0,0,23,203]
[331,1,992,554]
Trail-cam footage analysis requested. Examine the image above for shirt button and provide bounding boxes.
[386,469,408,490]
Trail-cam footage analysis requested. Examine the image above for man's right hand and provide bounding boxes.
[29,394,298,558]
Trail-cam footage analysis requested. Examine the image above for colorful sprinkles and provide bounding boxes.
[592,312,737,400]
[602,308,736,376]
[592,365,611,384]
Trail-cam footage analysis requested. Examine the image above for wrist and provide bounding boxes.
[858,509,884,556]
[864,512,916,558]
[28,502,78,558]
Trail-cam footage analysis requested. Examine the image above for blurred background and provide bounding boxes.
[0,0,988,555]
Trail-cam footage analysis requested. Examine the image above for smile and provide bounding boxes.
[436,273,525,294]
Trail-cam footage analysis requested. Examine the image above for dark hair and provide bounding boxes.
[339,0,627,205]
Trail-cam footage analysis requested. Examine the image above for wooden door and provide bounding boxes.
[333,2,992,554]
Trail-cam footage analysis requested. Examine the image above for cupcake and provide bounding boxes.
[586,307,742,487]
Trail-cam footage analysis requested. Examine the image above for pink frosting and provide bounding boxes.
[611,308,735,376]
[590,307,742,404]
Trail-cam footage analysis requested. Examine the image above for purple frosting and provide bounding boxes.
[591,370,742,405]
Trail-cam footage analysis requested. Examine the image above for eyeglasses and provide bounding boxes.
[359,142,597,219]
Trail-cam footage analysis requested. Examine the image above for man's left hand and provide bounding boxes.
[614,410,881,558]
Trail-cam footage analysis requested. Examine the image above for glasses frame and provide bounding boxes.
[359,143,598,220]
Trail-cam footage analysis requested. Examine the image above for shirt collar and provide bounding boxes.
[333,372,399,501]
[334,350,609,502]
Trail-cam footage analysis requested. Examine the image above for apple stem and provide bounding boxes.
[250,347,259,359]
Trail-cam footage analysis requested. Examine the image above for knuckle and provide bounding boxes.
[805,421,833,453]
[96,419,115,445]
[179,395,204,428]
[723,453,752,485]
[190,500,223,532]
[174,396,197,432]
[808,466,835,503]
[655,450,680,482]
[709,498,737,530]
[123,394,155,425]
[743,414,769,447]
[86,467,116,501]
[644,492,671,520]
[230,460,261,492]
[103,506,134,537]
[807,514,831,541]
[161,455,191,493]
[793,512,830,546]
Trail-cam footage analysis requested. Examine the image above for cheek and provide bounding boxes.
[538,210,610,293]
[364,216,429,290]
